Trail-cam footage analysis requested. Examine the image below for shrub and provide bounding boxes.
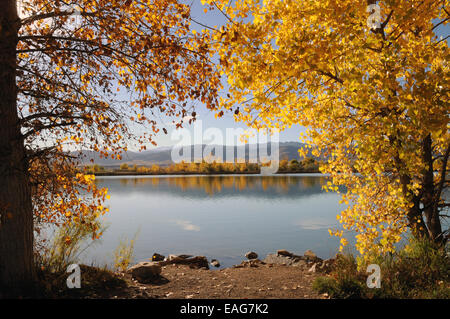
[313,237,450,299]
[33,216,125,298]
[113,232,138,272]
[36,216,107,273]
[35,263,127,298]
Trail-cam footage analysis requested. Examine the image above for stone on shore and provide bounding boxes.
[303,250,323,263]
[304,250,317,259]
[152,253,165,262]
[211,259,220,268]
[166,254,193,261]
[233,259,265,268]
[127,261,162,283]
[264,253,306,267]
[160,255,209,269]
[245,251,258,260]
[177,254,193,259]
[307,258,336,274]
[277,249,294,257]
[308,263,317,273]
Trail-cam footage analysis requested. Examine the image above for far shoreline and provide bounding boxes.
[90,170,322,177]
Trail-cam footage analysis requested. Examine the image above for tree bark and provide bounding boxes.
[0,1,35,297]
[421,134,444,242]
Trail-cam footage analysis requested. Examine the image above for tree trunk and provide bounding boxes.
[0,1,35,297]
[421,134,443,242]
[397,132,446,244]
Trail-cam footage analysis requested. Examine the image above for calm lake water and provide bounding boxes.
[79,174,346,268]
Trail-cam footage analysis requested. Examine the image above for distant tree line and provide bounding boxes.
[277,158,321,173]
[83,158,322,175]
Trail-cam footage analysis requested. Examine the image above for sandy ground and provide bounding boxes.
[113,262,325,299]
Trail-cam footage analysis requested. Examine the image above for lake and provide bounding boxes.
[80,174,346,268]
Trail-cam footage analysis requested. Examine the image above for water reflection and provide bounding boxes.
[96,174,331,199]
[82,174,345,269]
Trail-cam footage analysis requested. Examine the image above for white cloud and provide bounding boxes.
[172,219,200,232]
[295,218,334,230]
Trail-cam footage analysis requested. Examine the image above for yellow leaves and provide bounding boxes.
[339,238,348,252]
[253,13,264,24]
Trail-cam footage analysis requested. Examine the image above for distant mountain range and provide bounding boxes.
[76,142,314,167]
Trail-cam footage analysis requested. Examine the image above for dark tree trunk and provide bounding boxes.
[421,134,443,242]
[403,134,446,244]
[0,1,35,297]
[395,139,440,242]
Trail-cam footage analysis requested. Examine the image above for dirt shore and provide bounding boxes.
[111,262,325,299]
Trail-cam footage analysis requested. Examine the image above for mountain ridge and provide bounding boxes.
[75,142,315,167]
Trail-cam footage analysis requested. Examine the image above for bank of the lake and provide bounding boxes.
[37,249,329,299]
[90,170,321,176]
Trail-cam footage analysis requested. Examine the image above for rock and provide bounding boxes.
[211,259,220,268]
[178,254,193,259]
[233,259,265,268]
[245,251,258,260]
[308,263,317,273]
[316,258,335,274]
[160,255,209,269]
[166,254,177,261]
[277,249,293,257]
[304,250,323,263]
[152,253,165,262]
[304,250,317,259]
[166,254,192,261]
[306,259,334,274]
[263,253,306,267]
[127,261,162,283]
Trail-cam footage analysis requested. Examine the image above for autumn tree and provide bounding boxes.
[205,0,449,258]
[0,0,219,295]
